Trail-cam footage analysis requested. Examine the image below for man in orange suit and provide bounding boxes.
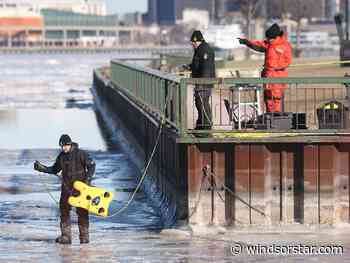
[238,23,293,112]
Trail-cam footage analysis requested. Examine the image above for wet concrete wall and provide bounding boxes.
[185,143,350,226]
[93,71,188,224]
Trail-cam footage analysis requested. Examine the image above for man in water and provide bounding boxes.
[238,23,292,113]
[34,134,95,244]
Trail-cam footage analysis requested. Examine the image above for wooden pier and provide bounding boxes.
[93,61,350,227]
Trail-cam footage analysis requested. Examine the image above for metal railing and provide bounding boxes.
[110,60,186,130]
[109,61,350,135]
[184,77,350,133]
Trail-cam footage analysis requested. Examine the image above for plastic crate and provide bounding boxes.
[292,113,307,130]
[256,112,293,130]
[317,101,349,129]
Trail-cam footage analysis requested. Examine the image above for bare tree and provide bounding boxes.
[281,0,309,57]
[238,0,263,58]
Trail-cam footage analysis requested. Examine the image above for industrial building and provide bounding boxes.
[0,0,107,16]
[145,0,346,26]
[146,0,224,25]
[0,7,144,48]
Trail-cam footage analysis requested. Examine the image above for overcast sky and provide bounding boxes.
[106,0,147,15]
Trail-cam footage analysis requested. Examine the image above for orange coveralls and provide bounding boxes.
[247,36,293,112]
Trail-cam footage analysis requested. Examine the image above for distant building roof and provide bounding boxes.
[0,16,43,27]
[41,9,118,27]
[0,0,107,16]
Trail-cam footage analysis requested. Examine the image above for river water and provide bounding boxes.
[0,53,350,263]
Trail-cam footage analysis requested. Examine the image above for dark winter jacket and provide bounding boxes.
[190,41,216,94]
[190,41,216,79]
[43,143,95,192]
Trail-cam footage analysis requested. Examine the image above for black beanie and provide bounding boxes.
[265,23,283,39]
[190,30,204,42]
[59,134,72,146]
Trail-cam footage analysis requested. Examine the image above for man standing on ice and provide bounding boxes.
[34,134,95,244]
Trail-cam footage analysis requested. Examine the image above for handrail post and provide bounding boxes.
[179,78,188,135]
[159,78,165,114]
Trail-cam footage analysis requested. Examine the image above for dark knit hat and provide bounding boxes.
[59,134,72,146]
[190,30,204,42]
[265,23,283,39]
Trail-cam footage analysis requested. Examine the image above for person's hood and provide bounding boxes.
[70,142,79,151]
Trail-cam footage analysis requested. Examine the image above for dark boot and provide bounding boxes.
[79,224,89,244]
[77,208,89,244]
[79,229,89,244]
[57,201,72,244]
[56,222,72,244]
[55,235,71,244]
